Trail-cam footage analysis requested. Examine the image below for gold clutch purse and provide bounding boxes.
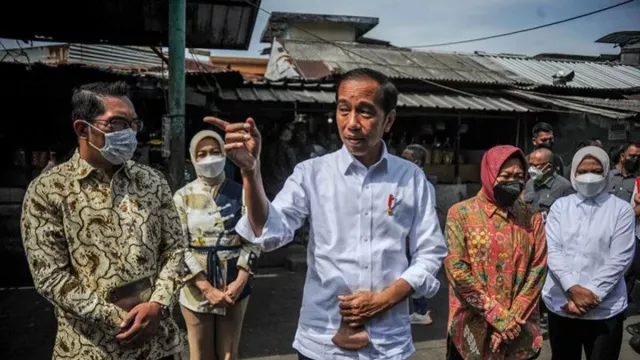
[107,277,154,312]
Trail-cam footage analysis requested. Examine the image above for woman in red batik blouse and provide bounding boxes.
[445,145,548,360]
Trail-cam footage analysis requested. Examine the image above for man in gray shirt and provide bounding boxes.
[608,142,640,203]
[531,122,565,178]
[524,147,574,222]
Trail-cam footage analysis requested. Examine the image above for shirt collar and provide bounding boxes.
[535,173,556,189]
[337,142,391,175]
[610,168,632,179]
[576,191,610,207]
[71,149,133,181]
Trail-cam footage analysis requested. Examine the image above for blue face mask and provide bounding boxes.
[85,122,138,165]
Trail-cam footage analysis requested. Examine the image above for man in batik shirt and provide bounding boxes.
[21,82,185,360]
[445,145,547,360]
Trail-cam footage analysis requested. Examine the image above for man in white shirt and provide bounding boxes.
[206,68,447,360]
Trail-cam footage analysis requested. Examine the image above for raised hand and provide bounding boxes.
[204,117,261,172]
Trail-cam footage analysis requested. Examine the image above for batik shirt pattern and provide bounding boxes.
[173,179,260,315]
[21,151,185,360]
[445,191,547,360]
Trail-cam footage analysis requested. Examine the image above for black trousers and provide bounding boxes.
[547,311,624,360]
[298,353,313,360]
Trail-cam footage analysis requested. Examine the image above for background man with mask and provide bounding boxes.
[207,68,446,360]
[524,147,574,222]
[21,82,185,360]
[615,143,640,342]
[608,142,640,203]
[531,122,565,178]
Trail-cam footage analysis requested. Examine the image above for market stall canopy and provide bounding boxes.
[218,82,536,113]
[0,0,261,49]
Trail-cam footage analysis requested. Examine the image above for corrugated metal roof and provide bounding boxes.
[471,55,640,89]
[277,40,516,84]
[506,90,636,119]
[218,83,534,112]
[68,45,161,67]
[545,94,640,113]
[596,31,640,45]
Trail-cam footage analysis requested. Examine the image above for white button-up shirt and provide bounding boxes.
[543,192,636,320]
[236,145,446,360]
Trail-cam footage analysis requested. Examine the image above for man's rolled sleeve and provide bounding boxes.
[235,163,310,252]
[401,267,439,299]
[403,171,447,298]
[235,203,293,252]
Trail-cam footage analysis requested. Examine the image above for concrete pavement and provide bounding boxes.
[2,266,639,359]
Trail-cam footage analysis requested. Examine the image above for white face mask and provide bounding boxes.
[195,155,226,178]
[528,167,544,182]
[85,122,138,165]
[574,173,606,198]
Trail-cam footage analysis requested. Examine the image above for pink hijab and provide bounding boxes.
[480,145,528,204]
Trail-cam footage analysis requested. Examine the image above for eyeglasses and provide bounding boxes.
[93,118,144,132]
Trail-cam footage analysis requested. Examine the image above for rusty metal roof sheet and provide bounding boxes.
[471,54,640,90]
[277,40,517,84]
[218,82,534,112]
[68,45,161,67]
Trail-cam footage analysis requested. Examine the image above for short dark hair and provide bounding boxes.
[336,68,398,116]
[576,141,590,151]
[405,144,428,167]
[71,81,131,122]
[621,142,640,155]
[532,122,553,137]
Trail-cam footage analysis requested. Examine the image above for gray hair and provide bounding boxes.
[405,144,428,167]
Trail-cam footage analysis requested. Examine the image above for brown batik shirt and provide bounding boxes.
[21,151,185,360]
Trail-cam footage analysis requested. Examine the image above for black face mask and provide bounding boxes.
[536,140,554,150]
[624,157,640,174]
[493,181,524,208]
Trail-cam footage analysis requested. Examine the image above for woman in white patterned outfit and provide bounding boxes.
[174,130,260,360]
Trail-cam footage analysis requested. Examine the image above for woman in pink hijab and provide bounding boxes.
[445,145,548,360]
